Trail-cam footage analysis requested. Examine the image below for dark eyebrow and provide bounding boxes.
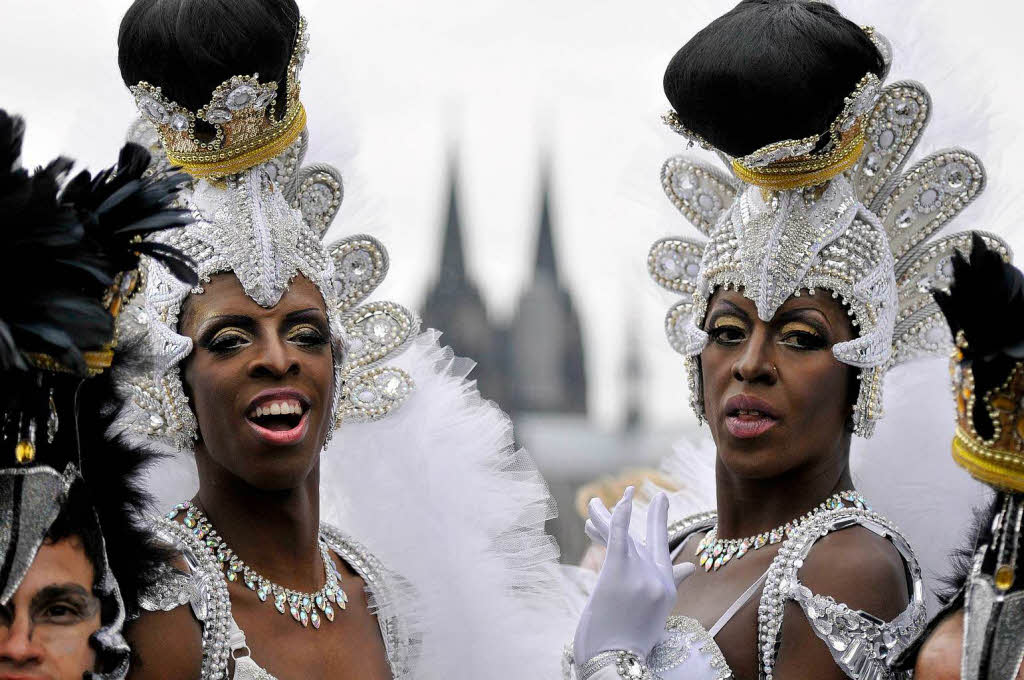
[284,307,324,321]
[197,314,255,335]
[29,583,93,609]
[775,305,832,331]
[708,299,751,320]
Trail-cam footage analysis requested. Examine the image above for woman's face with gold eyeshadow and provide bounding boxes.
[179,273,336,490]
[699,288,858,480]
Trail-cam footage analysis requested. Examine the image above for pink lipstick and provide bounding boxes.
[723,394,780,439]
[245,388,312,447]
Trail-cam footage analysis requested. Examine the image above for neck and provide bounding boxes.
[713,449,853,540]
[194,452,322,590]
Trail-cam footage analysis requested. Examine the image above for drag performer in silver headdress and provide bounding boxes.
[0,108,194,679]
[565,1,1012,679]
[109,1,574,678]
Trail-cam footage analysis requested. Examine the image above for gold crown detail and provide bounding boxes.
[130,18,309,179]
[950,333,1024,493]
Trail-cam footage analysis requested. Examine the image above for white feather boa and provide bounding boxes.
[140,332,576,678]
[319,331,576,678]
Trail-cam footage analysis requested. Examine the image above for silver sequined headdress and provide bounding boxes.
[648,30,1010,436]
[115,22,418,449]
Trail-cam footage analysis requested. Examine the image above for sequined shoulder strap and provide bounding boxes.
[141,515,236,679]
[755,508,927,680]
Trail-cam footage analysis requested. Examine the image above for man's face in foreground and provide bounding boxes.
[0,536,100,680]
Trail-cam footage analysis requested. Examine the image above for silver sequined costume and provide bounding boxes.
[667,510,926,680]
[562,507,926,680]
[566,17,999,680]
[140,517,413,679]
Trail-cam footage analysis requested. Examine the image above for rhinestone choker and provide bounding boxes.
[695,491,870,572]
[167,501,349,629]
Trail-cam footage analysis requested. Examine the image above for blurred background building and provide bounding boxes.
[421,154,682,563]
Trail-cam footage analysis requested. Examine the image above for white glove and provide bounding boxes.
[573,488,695,670]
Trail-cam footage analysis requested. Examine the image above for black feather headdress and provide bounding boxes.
[0,107,197,674]
[933,232,1024,440]
[0,109,196,377]
[0,108,197,462]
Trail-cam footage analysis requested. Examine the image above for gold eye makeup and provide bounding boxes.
[778,320,828,350]
[286,323,328,347]
[707,312,748,346]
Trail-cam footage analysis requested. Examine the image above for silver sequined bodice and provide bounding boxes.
[667,508,927,680]
[139,515,413,679]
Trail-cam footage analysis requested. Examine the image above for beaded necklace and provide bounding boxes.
[694,490,870,572]
[167,501,349,629]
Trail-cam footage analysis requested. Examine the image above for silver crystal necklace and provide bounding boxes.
[695,490,870,572]
[167,501,349,629]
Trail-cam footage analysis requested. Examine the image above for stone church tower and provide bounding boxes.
[420,155,506,404]
[503,167,587,415]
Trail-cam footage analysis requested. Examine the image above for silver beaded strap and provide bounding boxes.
[144,516,235,678]
[578,650,652,680]
[755,508,926,680]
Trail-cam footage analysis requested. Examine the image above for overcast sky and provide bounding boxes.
[3,0,1022,429]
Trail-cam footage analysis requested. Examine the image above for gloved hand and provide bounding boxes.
[573,488,695,669]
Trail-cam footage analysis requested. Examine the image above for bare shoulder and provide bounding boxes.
[126,603,203,679]
[126,553,203,680]
[771,525,913,679]
[915,609,965,680]
[798,523,911,621]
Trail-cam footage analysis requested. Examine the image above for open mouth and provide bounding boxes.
[725,409,779,439]
[248,400,305,430]
[245,397,311,445]
[723,396,780,439]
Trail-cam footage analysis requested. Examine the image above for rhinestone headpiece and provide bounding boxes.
[130,18,310,179]
[649,31,1010,436]
[114,125,419,449]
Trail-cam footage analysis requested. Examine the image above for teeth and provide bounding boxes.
[250,400,303,418]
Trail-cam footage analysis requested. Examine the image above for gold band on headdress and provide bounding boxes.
[731,132,865,192]
[953,428,1024,493]
[131,18,310,180]
[167,103,307,180]
[950,343,1024,493]
[25,350,115,376]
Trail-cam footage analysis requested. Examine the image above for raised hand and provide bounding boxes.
[573,488,696,668]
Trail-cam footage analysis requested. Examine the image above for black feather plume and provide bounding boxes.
[933,233,1024,439]
[0,108,196,377]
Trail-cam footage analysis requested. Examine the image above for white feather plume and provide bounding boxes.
[320,331,577,678]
